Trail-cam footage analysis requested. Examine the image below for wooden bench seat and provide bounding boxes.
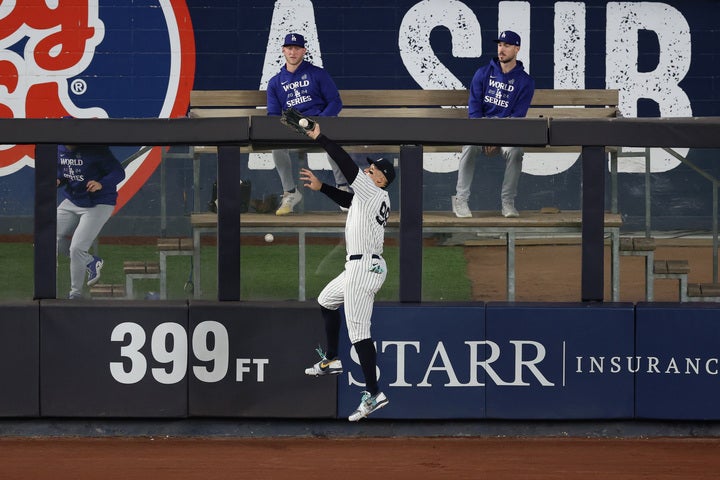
[189,210,622,302]
[190,210,622,229]
[157,237,193,251]
[89,283,126,299]
[185,88,621,166]
[123,260,160,274]
[156,237,193,299]
[188,89,619,120]
[687,283,720,302]
[620,237,657,301]
[654,259,690,302]
[620,237,656,252]
[123,261,161,299]
[654,259,690,275]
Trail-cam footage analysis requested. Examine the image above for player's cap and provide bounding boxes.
[367,157,396,187]
[494,30,521,46]
[283,33,306,48]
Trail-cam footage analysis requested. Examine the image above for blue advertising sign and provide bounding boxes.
[636,303,720,420]
[486,303,635,419]
[338,305,485,419]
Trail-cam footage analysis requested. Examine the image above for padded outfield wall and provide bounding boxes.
[3,301,720,420]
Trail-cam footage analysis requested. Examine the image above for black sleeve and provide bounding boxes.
[315,134,359,185]
[320,183,353,208]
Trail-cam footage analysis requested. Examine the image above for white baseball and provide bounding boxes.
[298,118,309,128]
[264,233,274,243]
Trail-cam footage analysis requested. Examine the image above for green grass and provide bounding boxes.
[0,242,34,301]
[238,243,472,301]
[0,241,472,302]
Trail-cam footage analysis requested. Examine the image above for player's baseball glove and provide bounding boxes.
[280,107,316,135]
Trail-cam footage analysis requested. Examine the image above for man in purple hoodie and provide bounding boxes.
[451,30,535,218]
[267,33,348,215]
[57,144,125,299]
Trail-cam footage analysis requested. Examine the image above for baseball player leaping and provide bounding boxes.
[298,121,395,422]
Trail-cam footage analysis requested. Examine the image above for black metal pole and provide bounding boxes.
[217,146,241,301]
[399,144,423,302]
[581,146,606,302]
[34,144,58,299]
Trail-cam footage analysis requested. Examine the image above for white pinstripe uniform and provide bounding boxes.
[317,168,390,344]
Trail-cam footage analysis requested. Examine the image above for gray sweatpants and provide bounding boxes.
[454,145,524,205]
[273,149,348,192]
[57,199,114,297]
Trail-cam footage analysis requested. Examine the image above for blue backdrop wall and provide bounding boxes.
[0,0,718,234]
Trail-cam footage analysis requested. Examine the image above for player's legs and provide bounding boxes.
[273,149,303,215]
[454,145,481,201]
[304,304,345,376]
[342,257,386,342]
[452,145,481,217]
[500,146,524,217]
[320,306,341,359]
[343,258,386,392]
[353,337,379,393]
[305,271,347,376]
[272,148,295,192]
[343,258,389,420]
[68,204,114,296]
[56,199,80,258]
[329,153,349,188]
[318,269,346,310]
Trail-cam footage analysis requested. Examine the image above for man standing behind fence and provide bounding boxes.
[451,30,535,219]
[57,144,125,299]
[266,32,349,215]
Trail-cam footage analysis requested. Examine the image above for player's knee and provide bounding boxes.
[349,334,370,345]
[348,326,371,345]
[68,245,88,259]
[317,296,340,310]
[504,147,524,161]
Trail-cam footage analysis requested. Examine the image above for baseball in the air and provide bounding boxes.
[264,233,274,243]
[298,118,309,128]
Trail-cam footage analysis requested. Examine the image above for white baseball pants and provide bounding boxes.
[318,254,387,344]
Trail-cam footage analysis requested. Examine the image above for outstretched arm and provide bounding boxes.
[299,167,353,208]
[306,123,358,185]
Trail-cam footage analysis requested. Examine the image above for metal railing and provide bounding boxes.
[0,116,716,301]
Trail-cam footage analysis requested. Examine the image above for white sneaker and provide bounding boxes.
[275,191,302,216]
[304,357,343,376]
[337,184,351,212]
[502,202,519,218]
[348,391,389,421]
[451,195,472,218]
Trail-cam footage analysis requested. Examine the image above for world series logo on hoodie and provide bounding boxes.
[0,0,196,211]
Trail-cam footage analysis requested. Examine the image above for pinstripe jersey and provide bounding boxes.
[345,169,390,256]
